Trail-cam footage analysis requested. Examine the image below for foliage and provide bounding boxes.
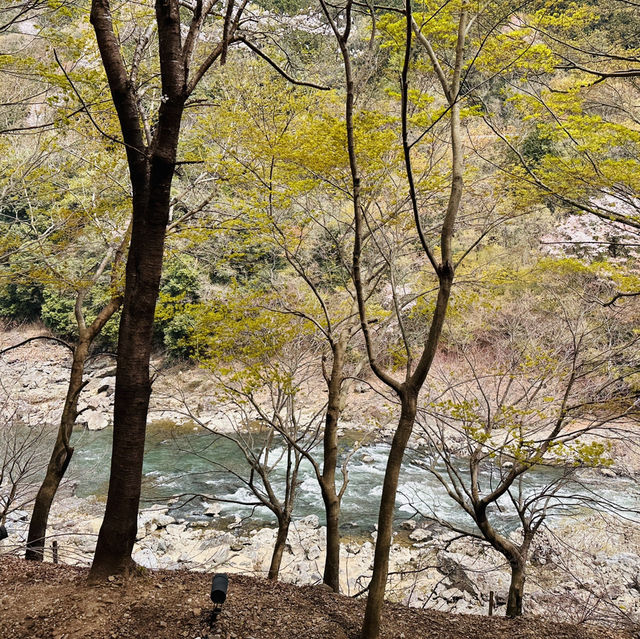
[0,282,44,323]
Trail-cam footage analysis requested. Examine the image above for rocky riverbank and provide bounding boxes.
[0,324,388,436]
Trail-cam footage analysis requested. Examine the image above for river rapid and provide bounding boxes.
[68,422,640,535]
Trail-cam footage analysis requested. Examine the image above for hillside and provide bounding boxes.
[0,557,633,639]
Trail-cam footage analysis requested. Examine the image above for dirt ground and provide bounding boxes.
[0,556,634,639]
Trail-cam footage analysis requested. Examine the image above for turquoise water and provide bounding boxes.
[68,424,640,532]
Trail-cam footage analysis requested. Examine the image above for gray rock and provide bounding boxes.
[441,587,465,602]
[204,503,221,517]
[409,527,432,542]
[306,544,322,560]
[299,514,320,529]
[133,548,160,570]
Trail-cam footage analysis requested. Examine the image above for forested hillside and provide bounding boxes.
[1,1,639,637]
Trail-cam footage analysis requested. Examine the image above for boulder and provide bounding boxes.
[133,548,160,570]
[437,551,488,600]
[85,410,110,431]
[298,514,320,529]
[440,587,465,602]
[204,503,221,517]
[409,527,432,543]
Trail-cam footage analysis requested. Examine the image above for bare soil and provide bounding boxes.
[0,556,633,639]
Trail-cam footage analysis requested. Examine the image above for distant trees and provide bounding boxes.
[483,1,640,233]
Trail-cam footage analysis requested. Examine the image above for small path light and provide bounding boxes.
[209,573,229,627]
[0,525,7,541]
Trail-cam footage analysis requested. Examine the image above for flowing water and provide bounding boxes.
[68,423,640,533]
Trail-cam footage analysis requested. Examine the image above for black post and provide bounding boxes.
[488,590,494,616]
[52,540,59,564]
[210,573,229,627]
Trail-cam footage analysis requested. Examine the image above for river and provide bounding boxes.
[68,423,640,534]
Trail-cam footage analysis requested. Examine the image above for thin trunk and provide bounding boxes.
[321,335,346,591]
[25,337,89,560]
[474,503,527,618]
[506,556,526,617]
[362,395,417,639]
[359,6,463,635]
[268,516,290,580]
[322,491,341,591]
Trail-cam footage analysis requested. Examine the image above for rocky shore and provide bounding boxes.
[0,325,389,437]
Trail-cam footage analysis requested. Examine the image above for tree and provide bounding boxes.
[189,69,365,590]
[414,276,640,616]
[24,224,128,560]
[87,0,251,579]
[174,304,325,579]
[317,0,568,633]
[88,0,330,578]
[315,1,467,634]
[479,1,640,233]
[0,102,132,560]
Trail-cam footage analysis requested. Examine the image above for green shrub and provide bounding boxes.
[40,289,76,338]
[0,282,44,321]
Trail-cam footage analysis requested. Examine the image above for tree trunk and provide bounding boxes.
[322,490,341,591]
[89,95,184,579]
[268,516,290,580]
[89,172,173,578]
[320,335,346,591]
[87,0,243,580]
[361,394,417,639]
[506,556,526,617]
[25,337,89,560]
